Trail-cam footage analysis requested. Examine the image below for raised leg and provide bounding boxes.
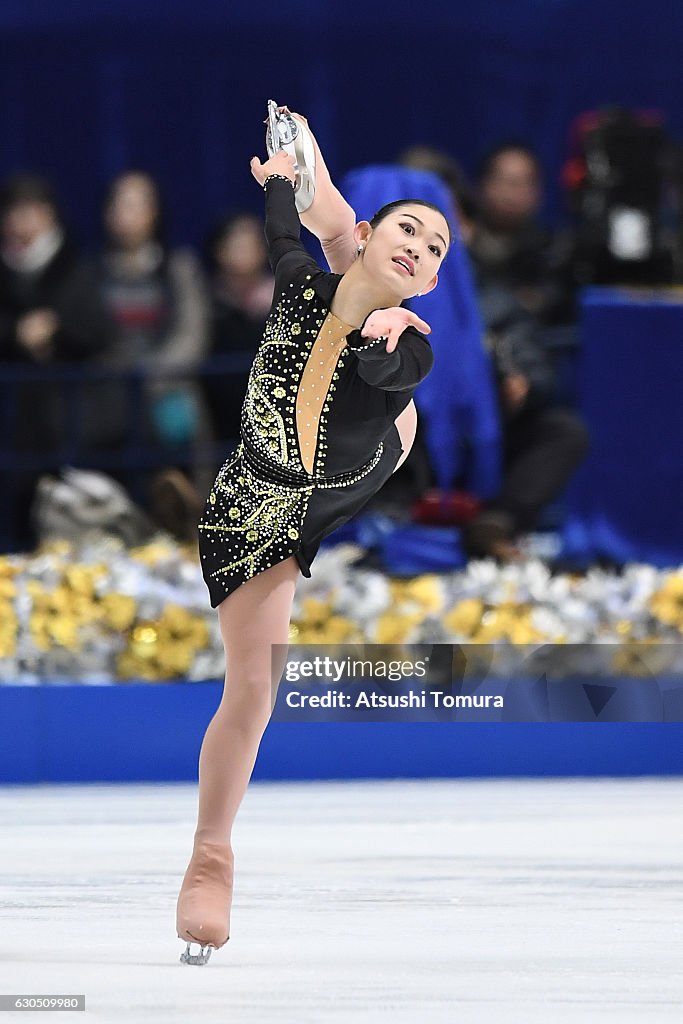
[288,112,358,273]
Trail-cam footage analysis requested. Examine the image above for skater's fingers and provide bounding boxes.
[253,152,297,186]
[403,310,432,335]
[270,151,297,176]
[385,327,402,353]
[250,156,265,184]
[281,151,297,170]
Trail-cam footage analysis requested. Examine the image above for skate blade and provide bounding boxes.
[264,103,316,214]
[293,128,316,213]
[179,939,215,966]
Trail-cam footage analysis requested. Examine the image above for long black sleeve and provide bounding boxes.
[345,325,434,392]
[263,176,318,290]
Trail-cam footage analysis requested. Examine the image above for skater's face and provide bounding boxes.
[357,203,448,300]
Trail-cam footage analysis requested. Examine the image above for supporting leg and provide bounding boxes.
[194,555,300,845]
[176,555,300,959]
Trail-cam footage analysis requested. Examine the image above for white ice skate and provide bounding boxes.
[265,100,316,214]
[176,841,234,966]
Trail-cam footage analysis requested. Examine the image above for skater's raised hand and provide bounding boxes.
[250,151,297,187]
[360,307,432,353]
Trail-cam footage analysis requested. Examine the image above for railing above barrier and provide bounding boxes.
[0,354,253,550]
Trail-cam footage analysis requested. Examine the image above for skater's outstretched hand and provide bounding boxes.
[361,308,432,353]
[250,151,297,187]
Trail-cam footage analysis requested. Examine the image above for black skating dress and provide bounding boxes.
[198,175,434,608]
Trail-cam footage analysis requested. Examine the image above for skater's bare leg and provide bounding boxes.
[193,555,300,845]
[176,555,300,954]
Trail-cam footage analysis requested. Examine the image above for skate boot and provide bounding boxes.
[176,840,234,965]
[265,100,316,213]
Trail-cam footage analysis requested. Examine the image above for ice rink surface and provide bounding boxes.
[0,777,681,1023]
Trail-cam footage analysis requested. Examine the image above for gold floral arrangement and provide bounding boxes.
[1,537,683,683]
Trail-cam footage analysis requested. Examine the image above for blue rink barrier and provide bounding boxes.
[1,683,682,783]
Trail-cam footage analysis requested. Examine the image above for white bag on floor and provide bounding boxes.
[32,467,157,547]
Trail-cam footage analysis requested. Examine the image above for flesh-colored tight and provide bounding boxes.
[191,119,417,846]
[193,555,299,845]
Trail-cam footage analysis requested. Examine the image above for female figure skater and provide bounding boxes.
[175,122,451,964]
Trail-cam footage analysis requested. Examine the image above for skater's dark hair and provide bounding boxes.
[370,199,452,251]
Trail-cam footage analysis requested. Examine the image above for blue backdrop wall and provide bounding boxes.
[1,0,681,248]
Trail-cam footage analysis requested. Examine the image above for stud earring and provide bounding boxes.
[357,245,364,255]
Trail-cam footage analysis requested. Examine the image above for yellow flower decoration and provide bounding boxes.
[472,604,544,645]
[0,557,20,579]
[374,611,423,644]
[649,574,683,630]
[403,575,444,614]
[0,599,18,657]
[444,598,484,638]
[100,593,137,631]
[118,604,210,680]
[611,639,672,677]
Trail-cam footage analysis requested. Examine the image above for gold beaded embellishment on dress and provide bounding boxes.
[198,444,314,582]
[198,275,387,595]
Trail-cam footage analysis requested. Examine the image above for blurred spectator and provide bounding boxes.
[96,170,212,538]
[399,146,473,216]
[202,212,273,441]
[399,147,588,556]
[0,174,112,363]
[462,270,589,559]
[0,172,113,549]
[399,144,484,244]
[470,142,575,325]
